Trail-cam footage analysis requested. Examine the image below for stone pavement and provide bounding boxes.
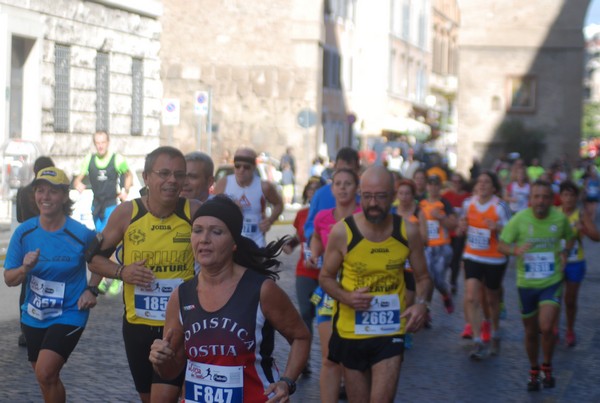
[1,223,600,402]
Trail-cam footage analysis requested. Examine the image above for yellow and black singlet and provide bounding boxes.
[122,198,195,326]
[332,215,410,339]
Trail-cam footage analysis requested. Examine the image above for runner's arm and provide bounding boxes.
[150,289,187,380]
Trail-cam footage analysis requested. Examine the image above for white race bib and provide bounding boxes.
[185,361,243,403]
[134,278,183,320]
[242,217,259,236]
[27,276,65,321]
[355,294,401,335]
[427,220,440,240]
[524,252,555,279]
[467,227,491,250]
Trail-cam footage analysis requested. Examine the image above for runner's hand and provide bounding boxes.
[77,290,97,310]
[120,260,154,286]
[401,303,428,332]
[264,380,290,403]
[149,328,175,366]
[346,287,373,311]
[23,248,40,272]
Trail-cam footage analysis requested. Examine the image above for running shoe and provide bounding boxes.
[499,302,507,320]
[565,330,576,347]
[404,333,413,350]
[108,279,122,296]
[469,342,488,361]
[490,337,501,356]
[461,323,473,339]
[527,369,541,392]
[541,364,555,388]
[480,320,491,343]
[442,294,454,314]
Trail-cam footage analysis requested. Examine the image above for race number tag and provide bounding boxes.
[134,278,183,320]
[185,361,243,403]
[467,227,491,250]
[427,220,440,240]
[242,217,259,236]
[524,252,555,279]
[27,276,65,321]
[355,294,401,335]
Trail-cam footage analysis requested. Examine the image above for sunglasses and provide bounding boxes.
[151,169,186,180]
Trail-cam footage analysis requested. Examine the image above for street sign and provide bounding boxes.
[194,91,209,116]
[297,108,317,128]
[162,98,180,126]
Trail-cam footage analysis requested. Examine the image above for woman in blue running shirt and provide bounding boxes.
[3,167,99,403]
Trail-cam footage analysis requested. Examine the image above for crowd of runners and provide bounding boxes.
[3,135,599,402]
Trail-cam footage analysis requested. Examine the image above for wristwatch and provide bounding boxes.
[415,298,431,312]
[279,376,296,395]
[86,286,100,297]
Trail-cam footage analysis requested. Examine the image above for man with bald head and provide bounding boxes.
[213,147,283,247]
[320,166,432,403]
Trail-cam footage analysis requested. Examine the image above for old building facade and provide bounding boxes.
[457,1,590,172]
[0,0,163,178]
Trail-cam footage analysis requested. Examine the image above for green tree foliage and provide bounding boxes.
[496,119,546,164]
[582,102,600,139]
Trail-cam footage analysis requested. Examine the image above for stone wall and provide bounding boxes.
[457,0,588,172]
[3,0,163,173]
[161,0,323,184]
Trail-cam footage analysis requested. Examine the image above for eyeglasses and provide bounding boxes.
[361,192,390,202]
[234,163,254,171]
[151,170,186,180]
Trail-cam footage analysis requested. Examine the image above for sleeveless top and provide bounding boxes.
[178,270,276,402]
[462,195,509,264]
[419,198,454,246]
[224,175,266,247]
[122,198,195,326]
[332,215,410,339]
[564,209,584,263]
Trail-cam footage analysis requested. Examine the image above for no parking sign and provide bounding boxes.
[194,91,209,116]
[162,98,180,126]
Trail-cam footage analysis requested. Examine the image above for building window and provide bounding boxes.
[131,58,144,136]
[402,0,410,40]
[54,44,70,133]
[507,76,536,113]
[326,0,356,22]
[323,48,341,90]
[96,52,110,132]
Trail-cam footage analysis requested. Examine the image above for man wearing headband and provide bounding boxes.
[213,147,283,247]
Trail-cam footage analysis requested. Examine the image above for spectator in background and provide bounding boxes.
[402,148,421,179]
[283,176,324,375]
[506,166,531,215]
[73,131,133,231]
[280,146,296,176]
[412,168,428,202]
[303,147,360,241]
[310,156,325,177]
[214,147,284,248]
[181,151,214,203]
[281,161,295,205]
[527,158,545,182]
[14,156,55,347]
[442,173,471,295]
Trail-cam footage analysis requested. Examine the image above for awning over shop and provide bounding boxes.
[356,115,432,141]
[381,116,431,141]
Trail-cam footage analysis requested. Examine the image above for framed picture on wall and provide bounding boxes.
[506,75,536,113]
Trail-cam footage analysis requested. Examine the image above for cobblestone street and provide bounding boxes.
[1,223,599,402]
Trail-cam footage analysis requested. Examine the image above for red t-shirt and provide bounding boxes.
[293,208,320,280]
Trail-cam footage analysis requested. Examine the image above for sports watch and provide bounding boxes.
[279,376,296,395]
